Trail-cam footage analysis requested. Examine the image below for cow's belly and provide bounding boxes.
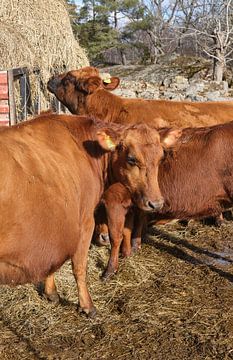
[0,189,98,285]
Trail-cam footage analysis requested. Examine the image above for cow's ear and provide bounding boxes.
[102,77,120,91]
[160,129,182,149]
[96,131,118,152]
[76,76,102,94]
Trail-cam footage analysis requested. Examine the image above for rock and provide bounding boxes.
[173,75,189,85]
[170,76,189,91]
[204,81,228,95]
[162,90,186,101]
[186,94,206,102]
[138,90,160,99]
[112,88,136,98]
[101,60,233,103]
[206,93,233,101]
[163,78,172,87]
[186,81,205,96]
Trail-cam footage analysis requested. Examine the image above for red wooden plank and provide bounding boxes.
[0,84,9,100]
[0,72,8,84]
[0,105,9,113]
[0,112,9,125]
[0,100,8,105]
[0,94,8,100]
[0,121,9,126]
[0,84,8,92]
[0,113,9,120]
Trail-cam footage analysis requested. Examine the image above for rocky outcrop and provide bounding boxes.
[101,58,233,102]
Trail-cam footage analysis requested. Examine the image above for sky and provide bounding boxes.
[74,0,82,6]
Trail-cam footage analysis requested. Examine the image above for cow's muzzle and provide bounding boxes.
[47,77,60,94]
[96,233,110,246]
[146,199,164,211]
[140,197,164,212]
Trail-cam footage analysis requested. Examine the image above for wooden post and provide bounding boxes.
[0,71,11,126]
[13,67,32,121]
[33,68,41,115]
[7,69,17,125]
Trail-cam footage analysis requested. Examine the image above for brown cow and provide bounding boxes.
[47,66,233,128]
[94,183,133,279]
[97,121,233,278]
[0,112,179,316]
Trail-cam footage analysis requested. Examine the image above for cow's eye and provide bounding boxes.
[127,155,137,166]
[62,76,75,86]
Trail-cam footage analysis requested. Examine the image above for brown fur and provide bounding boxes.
[48,66,233,128]
[0,112,172,315]
[96,121,233,278]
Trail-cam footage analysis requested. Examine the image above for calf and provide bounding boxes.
[97,121,233,278]
[0,112,177,316]
[95,183,133,279]
[48,66,233,128]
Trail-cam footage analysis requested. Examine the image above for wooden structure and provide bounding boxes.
[0,67,32,126]
[0,67,64,126]
[0,70,13,126]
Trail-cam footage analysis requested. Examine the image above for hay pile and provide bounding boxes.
[0,0,89,112]
[0,221,233,359]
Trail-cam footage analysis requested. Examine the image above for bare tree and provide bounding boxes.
[120,0,181,63]
[178,0,233,81]
[142,0,180,62]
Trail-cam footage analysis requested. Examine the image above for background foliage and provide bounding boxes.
[66,0,233,81]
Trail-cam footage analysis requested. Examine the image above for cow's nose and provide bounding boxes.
[145,198,164,211]
[47,77,59,93]
[98,233,110,246]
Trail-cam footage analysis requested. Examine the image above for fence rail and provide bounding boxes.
[0,67,62,126]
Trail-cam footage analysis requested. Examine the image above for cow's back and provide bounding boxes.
[118,98,233,128]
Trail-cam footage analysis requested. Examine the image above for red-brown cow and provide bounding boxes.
[95,183,134,279]
[47,66,233,128]
[0,112,178,316]
[97,121,233,278]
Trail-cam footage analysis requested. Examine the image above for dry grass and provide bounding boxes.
[0,221,233,359]
[0,0,89,112]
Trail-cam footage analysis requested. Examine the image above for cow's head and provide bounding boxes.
[95,123,181,212]
[47,66,120,114]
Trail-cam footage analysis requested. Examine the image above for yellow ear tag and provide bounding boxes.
[105,135,116,150]
[103,78,111,84]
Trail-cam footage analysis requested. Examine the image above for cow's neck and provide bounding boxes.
[85,89,123,123]
[62,116,110,198]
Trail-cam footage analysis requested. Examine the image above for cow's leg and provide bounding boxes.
[121,211,134,258]
[102,205,127,280]
[44,274,59,303]
[71,221,96,317]
[132,209,146,252]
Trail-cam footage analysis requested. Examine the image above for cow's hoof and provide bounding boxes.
[132,245,141,253]
[44,292,60,304]
[101,270,115,281]
[121,250,131,258]
[79,306,97,318]
[87,307,97,318]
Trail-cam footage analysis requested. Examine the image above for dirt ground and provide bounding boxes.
[0,220,233,360]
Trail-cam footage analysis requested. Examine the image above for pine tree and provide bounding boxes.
[71,0,119,63]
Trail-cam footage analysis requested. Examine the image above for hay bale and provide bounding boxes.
[0,0,89,113]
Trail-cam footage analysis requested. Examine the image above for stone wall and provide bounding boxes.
[101,61,233,102]
[112,76,233,102]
